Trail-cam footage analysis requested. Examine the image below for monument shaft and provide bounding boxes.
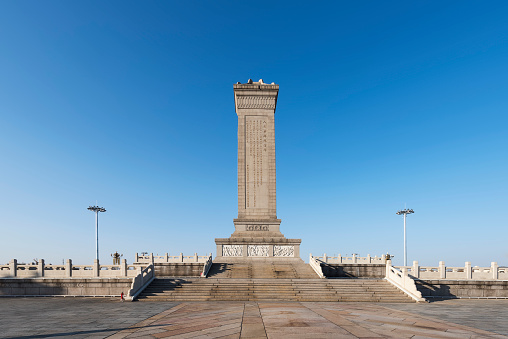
[233,81,281,236]
[215,80,301,260]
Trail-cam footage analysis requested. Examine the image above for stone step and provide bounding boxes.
[138,277,415,303]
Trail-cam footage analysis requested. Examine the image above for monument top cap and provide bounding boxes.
[234,79,278,90]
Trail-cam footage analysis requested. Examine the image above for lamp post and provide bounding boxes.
[396,208,414,266]
[87,205,106,261]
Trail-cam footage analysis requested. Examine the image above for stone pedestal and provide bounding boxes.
[215,79,301,261]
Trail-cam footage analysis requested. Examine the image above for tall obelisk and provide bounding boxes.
[215,79,301,261]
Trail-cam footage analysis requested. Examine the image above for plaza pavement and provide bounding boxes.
[0,298,507,338]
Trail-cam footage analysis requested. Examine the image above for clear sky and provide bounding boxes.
[1,2,507,267]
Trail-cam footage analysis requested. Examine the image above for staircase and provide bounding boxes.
[137,278,413,302]
[137,262,414,302]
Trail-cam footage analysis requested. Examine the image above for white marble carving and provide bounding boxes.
[237,95,276,109]
[247,245,269,257]
[223,245,243,257]
[273,245,294,257]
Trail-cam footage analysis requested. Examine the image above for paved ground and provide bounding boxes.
[0,298,507,338]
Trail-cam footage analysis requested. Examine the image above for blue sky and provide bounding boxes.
[1,2,507,266]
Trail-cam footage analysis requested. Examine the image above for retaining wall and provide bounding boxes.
[154,263,203,277]
[416,279,508,298]
[321,264,386,278]
[0,278,132,297]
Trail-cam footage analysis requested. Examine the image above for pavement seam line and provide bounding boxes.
[255,302,268,339]
[301,302,362,338]
[376,304,505,337]
[105,303,187,339]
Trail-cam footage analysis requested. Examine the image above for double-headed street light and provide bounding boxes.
[87,205,106,261]
[396,208,414,266]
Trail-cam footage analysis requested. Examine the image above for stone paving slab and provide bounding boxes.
[1,298,508,338]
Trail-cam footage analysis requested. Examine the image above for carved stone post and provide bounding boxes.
[385,259,392,278]
[93,259,100,277]
[491,262,499,280]
[412,261,420,278]
[323,253,327,263]
[465,261,472,279]
[179,253,183,262]
[439,261,446,279]
[66,259,72,278]
[10,259,17,277]
[38,259,45,277]
[121,259,127,277]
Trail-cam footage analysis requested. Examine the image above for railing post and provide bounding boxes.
[10,259,17,278]
[322,253,326,263]
[439,261,446,279]
[150,253,154,264]
[412,261,419,278]
[121,259,127,277]
[66,259,72,278]
[165,253,169,262]
[93,259,100,277]
[135,253,139,262]
[179,253,184,263]
[491,262,499,280]
[385,259,392,277]
[465,261,472,279]
[367,254,371,264]
[381,254,386,263]
[38,259,45,277]
[338,253,342,264]
[194,253,198,263]
[353,253,357,264]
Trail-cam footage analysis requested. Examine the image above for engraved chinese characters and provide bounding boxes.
[246,225,269,231]
[245,116,269,210]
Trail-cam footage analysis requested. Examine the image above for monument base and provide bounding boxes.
[215,236,301,262]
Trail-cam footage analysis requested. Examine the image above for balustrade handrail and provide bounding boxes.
[314,253,387,264]
[0,259,144,279]
[309,254,325,279]
[394,261,506,281]
[201,253,213,278]
[135,252,211,263]
[385,261,426,302]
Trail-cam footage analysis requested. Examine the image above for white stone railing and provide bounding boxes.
[309,254,325,278]
[313,253,387,264]
[200,254,213,278]
[126,264,155,301]
[396,261,508,281]
[135,252,211,264]
[0,259,139,278]
[385,260,426,302]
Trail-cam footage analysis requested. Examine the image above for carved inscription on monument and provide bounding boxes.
[248,245,269,257]
[245,116,269,210]
[223,245,243,257]
[246,225,269,231]
[273,245,294,257]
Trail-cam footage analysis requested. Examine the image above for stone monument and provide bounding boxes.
[215,79,301,261]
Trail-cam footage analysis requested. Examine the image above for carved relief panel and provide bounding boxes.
[248,245,269,257]
[222,245,243,257]
[273,245,294,257]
